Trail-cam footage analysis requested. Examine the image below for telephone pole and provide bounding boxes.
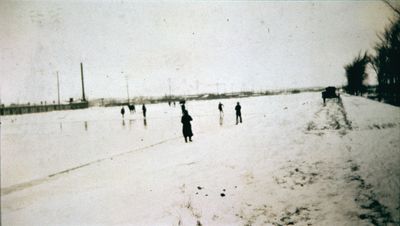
[124,72,130,104]
[80,62,86,102]
[56,71,60,105]
[168,78,172,99]
[216,82,224,95]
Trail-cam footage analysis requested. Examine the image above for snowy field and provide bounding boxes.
[1,92,399,226]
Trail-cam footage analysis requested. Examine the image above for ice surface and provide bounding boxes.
[1,92,399,225]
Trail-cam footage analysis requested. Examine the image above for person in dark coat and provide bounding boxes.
[218,102,224,117]
[142,104,147,118]
[121,106,125,118]
[235,102,242,124]
[181,110,193,142]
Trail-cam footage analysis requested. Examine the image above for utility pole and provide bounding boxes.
[168,78,172,99]
[56,71,60,105]
[216,82,224,95]
[124,72,130,104]
[80,62,86,102]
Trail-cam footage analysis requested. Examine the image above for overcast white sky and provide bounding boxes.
[0,1,397,104]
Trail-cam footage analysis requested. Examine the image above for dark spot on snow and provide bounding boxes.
[351,164,359,172]
[220,193,225,197]
[222,189,226,192]
[205,194,208,196]
[197,186,202,190]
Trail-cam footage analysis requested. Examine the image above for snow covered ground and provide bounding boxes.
[1,92,399,226]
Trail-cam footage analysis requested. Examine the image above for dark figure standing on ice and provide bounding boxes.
[142,104,147,118]
[121,106,125,118]
[218,102,224,117]
[235,102,242,124]
[181,110,193,143]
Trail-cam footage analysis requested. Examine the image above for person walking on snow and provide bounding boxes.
[181,110,193,143]
[121,106,125,118]
[218,102,224,117]
[235,102,242,124]
[142,104,147,118]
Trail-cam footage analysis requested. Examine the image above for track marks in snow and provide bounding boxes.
[182,198,202,224]
[273,161,327,190]
[275,206,312,226]
[237,203,317,226]
[235,160,337,225]
[306,99,352,136]
[242,171,255,185]
[173,183,240,225]
[345,159,396,225]
[367,122,399,130]
[172,184,204,226]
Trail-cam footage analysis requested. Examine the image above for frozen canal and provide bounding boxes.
[1,92,400,225]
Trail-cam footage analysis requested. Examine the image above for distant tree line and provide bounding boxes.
[344,2,400,105]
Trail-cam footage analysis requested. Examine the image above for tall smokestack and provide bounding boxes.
[80,62,86,101]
